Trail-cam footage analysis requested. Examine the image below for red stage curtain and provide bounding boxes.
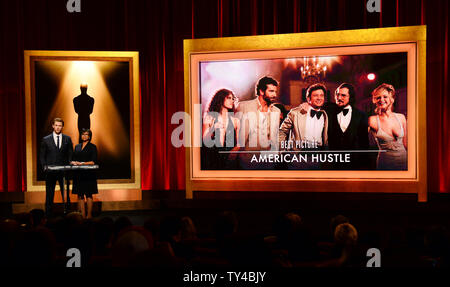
[0,0,448,192]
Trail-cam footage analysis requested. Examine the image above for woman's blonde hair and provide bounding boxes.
[372,83,396,114]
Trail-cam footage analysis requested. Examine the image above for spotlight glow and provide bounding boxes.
[367,73,376,81]
[46,61,129,156]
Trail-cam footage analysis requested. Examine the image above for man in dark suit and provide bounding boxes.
[40,118,73,216]
[326,83,369,170]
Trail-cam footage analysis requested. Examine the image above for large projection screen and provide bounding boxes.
[184,26,426,201]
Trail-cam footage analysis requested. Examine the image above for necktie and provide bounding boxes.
[310,109,323,119]
[57,135,60,149]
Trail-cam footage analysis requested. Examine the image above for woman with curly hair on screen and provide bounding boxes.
[201,89,240,169]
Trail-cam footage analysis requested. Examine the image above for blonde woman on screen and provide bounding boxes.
[368,83,407,170]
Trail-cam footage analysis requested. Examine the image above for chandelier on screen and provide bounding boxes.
[300,56,328,84]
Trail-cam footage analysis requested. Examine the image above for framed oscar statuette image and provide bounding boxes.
[24,50,141,192]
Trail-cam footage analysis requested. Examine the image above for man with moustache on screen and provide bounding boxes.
[236,76,281,169]
[40,118,73,217]
[327,83,369,169]
[297,83,369,169]
[279,83,328,169]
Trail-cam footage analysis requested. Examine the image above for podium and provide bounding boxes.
[46,165,99,213]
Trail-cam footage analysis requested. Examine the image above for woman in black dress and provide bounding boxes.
[201,89,240,169]
[71,128,98,218]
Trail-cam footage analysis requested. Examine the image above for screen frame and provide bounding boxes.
[24,50,141,191]
[184,26,426,201]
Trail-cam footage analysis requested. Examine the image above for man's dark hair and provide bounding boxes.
[306,83,327,99]
[335,83,356,106]
[256,76,278,95]
[52,118,64,126]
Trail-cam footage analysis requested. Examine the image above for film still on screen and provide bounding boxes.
[200,53,408,171]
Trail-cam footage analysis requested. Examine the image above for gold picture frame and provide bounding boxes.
[24,50,141,191]
[184,26,427,201]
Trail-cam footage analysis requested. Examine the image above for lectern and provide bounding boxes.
[46,165,99,213]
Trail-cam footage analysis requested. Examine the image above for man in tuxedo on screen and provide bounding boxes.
[279,83,329,151]
[236,76,281,169]
[278,83,329,169]
[40,118,73,216]
[326,83,369,169]
[296,83,369,169]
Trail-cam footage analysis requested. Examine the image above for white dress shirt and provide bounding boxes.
[53,132,61,149]
[253,98,278,149]
[305,107,324,146]
[337,105,352,133]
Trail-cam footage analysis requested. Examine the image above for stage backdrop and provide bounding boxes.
[0,0,449,193]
